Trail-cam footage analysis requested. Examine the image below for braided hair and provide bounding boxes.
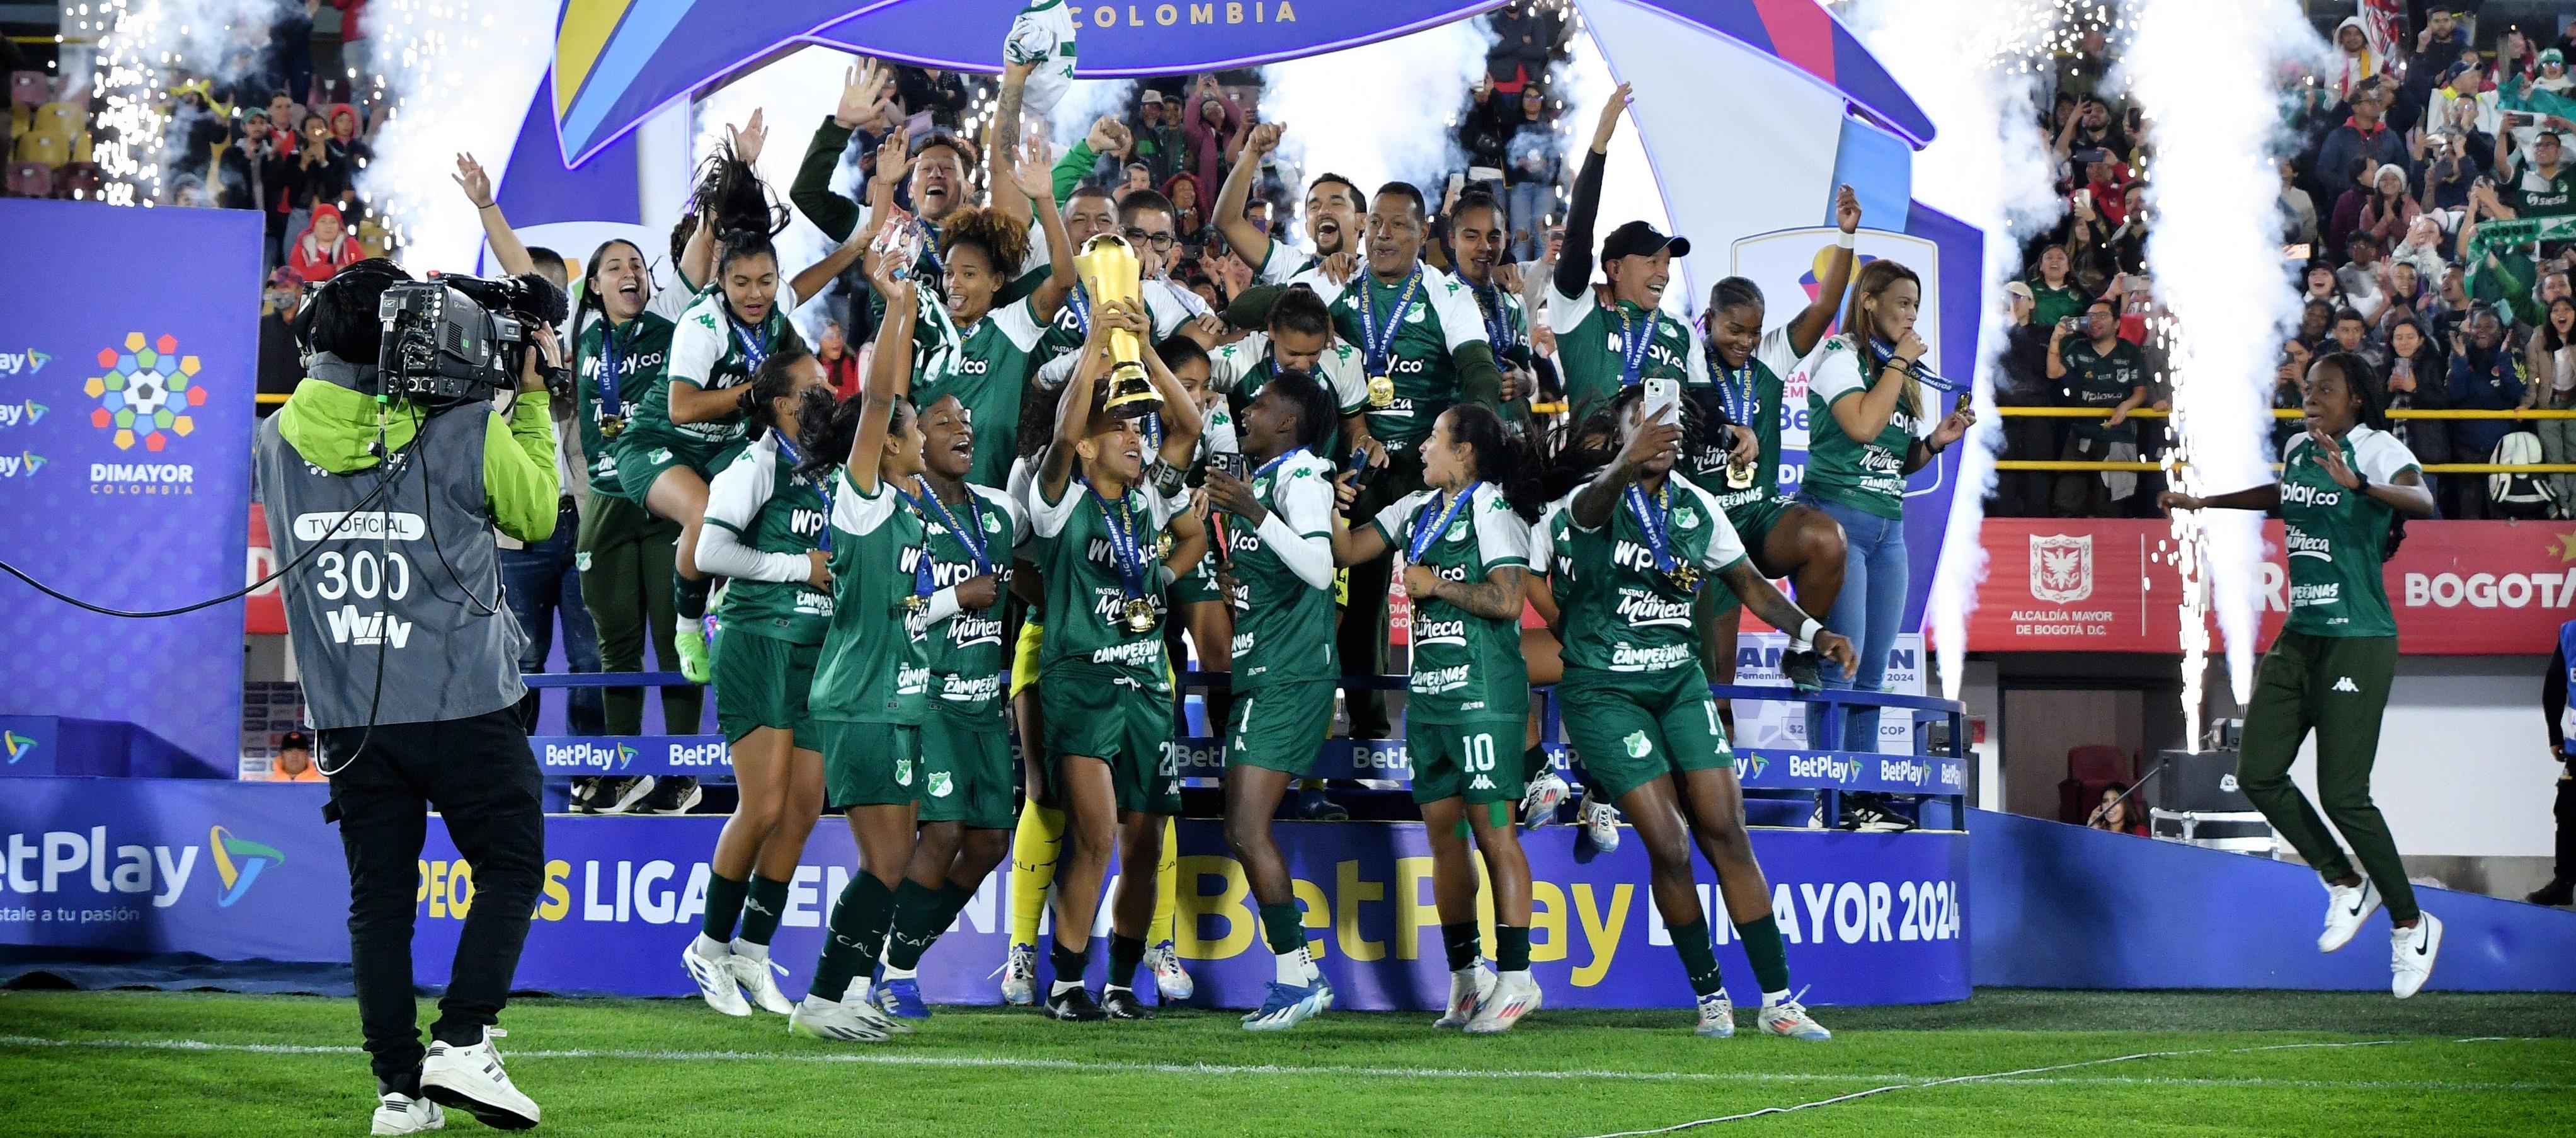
[2307,350,2408,560]
[1538,382,1707,506]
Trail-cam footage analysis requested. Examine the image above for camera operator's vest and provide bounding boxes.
[255,401,528,730]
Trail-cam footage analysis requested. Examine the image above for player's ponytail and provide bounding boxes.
[742,341,816,444]
[792,385,866,481]
[1537,383,1704,507]
[1447,403,1545,523]
[697,142,789,284]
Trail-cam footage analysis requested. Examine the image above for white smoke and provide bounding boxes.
[1257,18,1494,234]
[689,45,864,344]
[86,0,293,205]
[1557,16,1683,310]
[1840,0,2063,699]
[360,0,552,274]
[2126,0,2325,717]
[1046,78,1139,155]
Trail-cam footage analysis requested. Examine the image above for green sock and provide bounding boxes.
[1734,915,1791,995]
[810,873,895,1003]
[881,880,942,972]
[1259,902,1307,955]
[1105,933,1148,990]
[920,881,976,953]
[1440,921,1481,972]
[1496,924,1531,972]
[700,872,750,941]
[675,572,713,621]
[738,875,792,946]
[1669,917,1724,998]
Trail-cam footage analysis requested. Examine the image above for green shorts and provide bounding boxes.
[818,720,922,811]
[1700,490,1790,618]
[1558,665,1733,802]
[610,432,745,502]
[1169,549,1224,606]
[919,710,1015,829]
[713,629,821,750]
[1225,681,1337,777]
[1406,716,1527,806]
[1039,667,1179,815]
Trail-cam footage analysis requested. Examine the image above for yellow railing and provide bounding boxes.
[1990,405,2576,474]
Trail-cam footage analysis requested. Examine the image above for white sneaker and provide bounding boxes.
[598,775,657,815]
[726,946,794,1014]
[420,1027,541,1130]
[370,1091,445,1135]
[1147,938,1194,1001]
[2391,912,2442,999]
[1432,962,1497,1029]
[2319,878,2382,953]
[788,993,896,1042]
[1521,771,1570,828]
[1578,790,1622,853]
[1694,991,1736,1038]
[681,939,750,1016]
[1464,970,1540,1033]
[1758,999,1833,1041]
[996,943,1038,1006]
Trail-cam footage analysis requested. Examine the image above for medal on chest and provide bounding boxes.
[1358,265,1423,409]
[1626,482,1700,595]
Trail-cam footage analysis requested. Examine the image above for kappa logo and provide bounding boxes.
[1469,773,1494,790]
[208,825,283,907]
[2332,676,2361,693]
[3,731,35,764]
[2029,533,2094,604]
[2219,773,2240,793]
[928,771,954,798]
[1623,730,1653,759]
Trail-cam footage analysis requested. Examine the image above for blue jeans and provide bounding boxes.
[500,498,604,735]
[1508,181,1552,262]
[1804,497,1906,752]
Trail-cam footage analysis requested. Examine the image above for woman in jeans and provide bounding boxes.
[1797,260,1974,750]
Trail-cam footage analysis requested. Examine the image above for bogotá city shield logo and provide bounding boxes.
[2028,533,2094,604]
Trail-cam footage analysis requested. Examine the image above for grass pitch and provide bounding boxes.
[3,989,2572,1136]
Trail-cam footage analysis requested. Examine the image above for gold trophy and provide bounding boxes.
[1075,232,1158,410]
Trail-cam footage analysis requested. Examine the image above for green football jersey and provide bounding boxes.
[1330,262,1491,451]
[2058,336,2148,442]
[634,281,808,449]
[1206,331,1371,459]
[571,290,682,500]
[809,469,932,724]
[2279,425,2417,638]
[1369,482,1531,723]
[919,481,1030,718]
[1547,282,1705,425]
[1462,275,1531,369]
[1552,477,1749,674]
[702,432,835,645]
[1688,326,1798,510]
[1803,337,1937,521]
[1223,449,1341,689]
[1031,477,1187,690]
[914,296,1046,490]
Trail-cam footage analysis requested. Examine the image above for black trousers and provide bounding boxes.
[1334,449,1427,738]
[319,708,545,1087]
[2556,761,2575,883]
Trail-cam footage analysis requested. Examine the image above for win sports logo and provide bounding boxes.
[87,332,205,452]
[3,731,36,764]
[207,825,283,907]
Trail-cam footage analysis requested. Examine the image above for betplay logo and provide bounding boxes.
[0,401,46,427]
[0,349,51,377]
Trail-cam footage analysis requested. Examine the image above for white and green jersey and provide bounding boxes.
[1031,277,1211,388]
[915,295,1047,490]
[1547,282,1707,425]
[702,432,835,645]
[1031,477,1189,689]
[1369,482,1530,722]
[1692,326,1799,510]
[810,470,932,724]
[1331,262,1491,451]
[643,280,808,448]
[1225,450,1340,689]
[1206,330,1373,416]
[1552,477,1748,675]
[1252,240,1350,306]
[2280,426,2417,638]
[571,285,690,498]
[1803,337,1937,520]
[919,481,1031,718]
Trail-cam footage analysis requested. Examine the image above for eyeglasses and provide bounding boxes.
[1122,226,1177,251]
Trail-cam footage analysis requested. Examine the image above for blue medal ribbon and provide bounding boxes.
[1475,282,1518,357]
[916,481,993,577]
[729,310,770,376]
[1617,305,1656,388]
[596,318,625,418]
[1091,483,1149,603]
[1356,262,1424,379]
[770,432,833,553]
[1623,482,1684,578]
[1870,338,1962,393]
[1717,360,1760,430]
[1406,482,1482,563]
[892,480,938,606]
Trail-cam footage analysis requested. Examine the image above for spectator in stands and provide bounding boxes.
[2085,782,2148,836]
[2536,618,2575,907]
[266,91,304,153]
[1458,74,1514,197]
[2271,340,2311,457]
[2391,214,2448,287]
[2337,233,2393,322]
[892,67,970,130]
[2497,130,2573,218]
[1506,84,1560,260]
[1484,0,1562,93]
[2422,122,2483,221]
[2026,245,2085,329]
[2446,306,2528,517]
[257,267,305,415]
[1121,161,1153,198]
[2526,296,2576,512]
[2049,298,2148,517]
[2329,307,2385,373]
[286,202,362,282]
[1992,281,2059,519]
[816,316,861,398]
[2430,263,2478,342]
[2301,263,2349,320]
[265,0,319,105]
[266,730,324,783]
[2325,157,2378,256]
[2323,17,2381,103]
[1164,171,1207,256]
[1133,89,1181,183]
[332,1,372,99]
[2056,26,2114,110]
[1178,74,1242,199]
[2280,158,2320,246]
[328,103,372,167]
[2296,299,2335,351]
[285,112,353,248]
[2317,88,2408,225]
[2381,317,2452,486]
[2417,8,2469,79]
[2359,164,2420,251]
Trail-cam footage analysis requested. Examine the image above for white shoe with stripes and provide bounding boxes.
[420,1027,540,1130]
[369,1091,444,1135]
[1463,970,1540,1034]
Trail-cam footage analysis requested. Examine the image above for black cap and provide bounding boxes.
[279,730,313,752]
[1601,219,1691,262]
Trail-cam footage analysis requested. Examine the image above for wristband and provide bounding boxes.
[1795,618,1823,645]
[1835,230,1857,250]
[1155,565,1178,591]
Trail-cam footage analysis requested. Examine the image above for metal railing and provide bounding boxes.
[1991,405,2576,474]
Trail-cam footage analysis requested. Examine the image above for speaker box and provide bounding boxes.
[2154,747,2255,813]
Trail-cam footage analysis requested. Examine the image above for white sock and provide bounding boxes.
[845,977,873,1004]
[1499,967,1529,980]
[690,932,729,959]
[1300,946,1322,985]
[882,963,918,981]
[1762,989,1790,1009]
[1789,629,1814,653]
[1274,949,1305,986]
[1050,979,1084,997]
[729,938,769,963]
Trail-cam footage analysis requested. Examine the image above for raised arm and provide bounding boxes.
[790,227,867,306]
[848,263,919,496]
[1216,121,1284,273]
[792,61,892,243]
[1554,83,1629,301]
[452,154,534,277]
[1014,135,1077,319]
[1788,185,1862,355]
[990,60,1036,227]
[1041,319,1109,504]
[858,125,915,280]
[1570,410,1676,531]
[1121,301,1205,468]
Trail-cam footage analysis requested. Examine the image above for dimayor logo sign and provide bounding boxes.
[87,332,205,452]
[207,825,283,907]
[3,732,36,764]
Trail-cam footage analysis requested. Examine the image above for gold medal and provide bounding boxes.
[1123,597,1157,633]
[1155,530,1174,559]
[1667,565,1702,595]
[1724,461,1754,491]
[599,415,626,439]
[903,594,929,614]
[1367,373,1395,408]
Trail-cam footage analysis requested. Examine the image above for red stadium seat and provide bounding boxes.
[2058,744,2136,825]
[9,71,49,110]
[4,159,50,197]
[51,161,101,199]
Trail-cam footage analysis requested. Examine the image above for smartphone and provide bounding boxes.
[1642,377,1681,427]
[2058,315,2081,332]
[1213,452,1247,481]
[1342,447,1375,496]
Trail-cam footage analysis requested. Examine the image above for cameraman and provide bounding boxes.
[252,258,561,1134]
